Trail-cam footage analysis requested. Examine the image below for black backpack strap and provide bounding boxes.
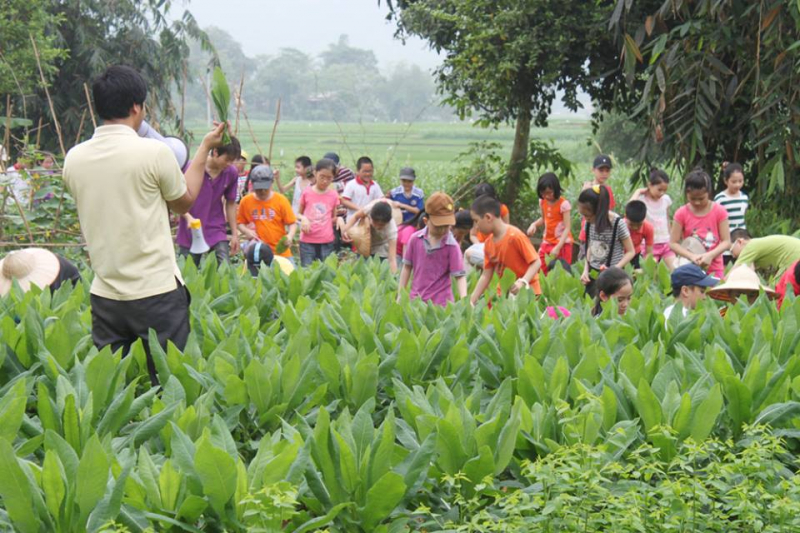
[584,221,591,256]
[605,216,621,267]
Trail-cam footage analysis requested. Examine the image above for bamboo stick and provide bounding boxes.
[234,71,245,137]
[3,95,10,173]
[30,34,65,158]
[35,117,43,149]
[5,186,34,243]
[267,98,281,162]
[83,82,97,129]
[74,109,87,146]
[0,241,86,248]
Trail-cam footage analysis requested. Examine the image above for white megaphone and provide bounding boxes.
[137,120,190,171]
[189,219,210,254]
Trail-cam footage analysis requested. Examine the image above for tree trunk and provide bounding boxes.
[504,98,532,214]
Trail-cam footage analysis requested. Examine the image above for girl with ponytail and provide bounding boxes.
[578,185,636,297]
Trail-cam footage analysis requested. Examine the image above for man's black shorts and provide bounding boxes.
[90,281,190,386]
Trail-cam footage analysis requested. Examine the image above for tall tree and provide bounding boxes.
[609,0,800,214]
[385,0,619,207]
[0,0,65,96]
[24,0,211,150]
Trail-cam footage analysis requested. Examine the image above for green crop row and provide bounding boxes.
[1,256,799,531]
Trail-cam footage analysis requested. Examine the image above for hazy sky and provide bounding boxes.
[181,0,443,71]
[179,0,590,116]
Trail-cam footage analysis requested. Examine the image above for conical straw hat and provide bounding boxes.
[0,248,60,296]
[708,265,777,302]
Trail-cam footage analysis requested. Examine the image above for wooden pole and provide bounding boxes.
[234,71,245,137]
[34,117,43,149]
[30,34,65,158]
[180,63,187,138]
[3,95,10,172]
[242,110,266,157]
[83,82,97,129]
[267,98,281,162]
[5,187,34,244]
[74,109,87,146]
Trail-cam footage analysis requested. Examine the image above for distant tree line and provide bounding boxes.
[183,30,455,124]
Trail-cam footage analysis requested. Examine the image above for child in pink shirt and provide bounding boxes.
[297,159,343,266]
[670,169,730,278]
[397,210,426,260]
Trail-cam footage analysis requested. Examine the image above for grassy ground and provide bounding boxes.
[190,118,596,183]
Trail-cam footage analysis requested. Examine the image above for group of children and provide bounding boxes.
[179,138,799,313]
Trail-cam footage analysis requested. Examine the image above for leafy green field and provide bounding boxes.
[1,257,800,532]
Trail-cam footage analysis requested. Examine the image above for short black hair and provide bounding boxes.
[213,136,241,160]
[537,172,561,200]
[795,262,800,286]
[471,195,501,217]
[92,65,147,121]
[730,228,751,241]
[296,155,312,168]
[455,209,474,230]
[357,156,373,170]
[370,201,392,223]
[474,182,498,199]
[625,200,647,223]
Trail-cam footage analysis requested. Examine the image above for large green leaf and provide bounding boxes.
[636,379,662,434]
[0,379,27,443]
[0,438,38,533]
[361,471,406,530]
[76,434,110,524]
[690,384,723,442]
[195,436,237,514]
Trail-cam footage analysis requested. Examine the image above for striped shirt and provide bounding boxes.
[714,190,748,229]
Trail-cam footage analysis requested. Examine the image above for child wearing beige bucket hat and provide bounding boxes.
[0,248,81,296]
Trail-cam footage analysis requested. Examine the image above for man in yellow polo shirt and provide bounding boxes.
[63,65,225,385]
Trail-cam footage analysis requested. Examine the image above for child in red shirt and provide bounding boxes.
[625,200,654,270]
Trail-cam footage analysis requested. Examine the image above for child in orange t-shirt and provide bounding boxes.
[236,165,298,260]
[527,172,572,274]
[469,195,542,306]
[465,183,510,268]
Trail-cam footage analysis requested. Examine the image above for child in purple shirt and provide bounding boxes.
[397,192,467,306]
[176,137,242,264]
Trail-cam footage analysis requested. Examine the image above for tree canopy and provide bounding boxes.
[609,0,800,215]
[385,0,619,207]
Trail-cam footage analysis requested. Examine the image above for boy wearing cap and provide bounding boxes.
[342,156,384,219]
[469,195,542,306]
[664,264,719,321]
[388,167,424,223]
[176,136,242,265]
[397,192,466,306]
[237,165,298,262]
